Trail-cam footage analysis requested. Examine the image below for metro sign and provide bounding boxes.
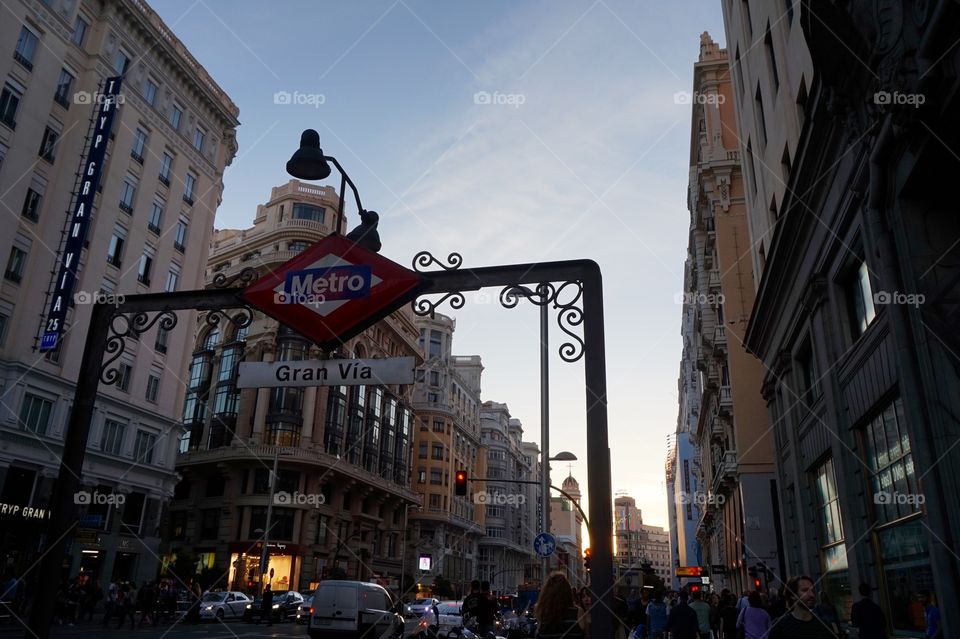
[240,235,424,349]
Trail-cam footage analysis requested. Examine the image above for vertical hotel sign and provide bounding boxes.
[39,77,123,352]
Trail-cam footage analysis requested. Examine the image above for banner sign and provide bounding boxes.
[39,76,123,352]
[237,357,415,388]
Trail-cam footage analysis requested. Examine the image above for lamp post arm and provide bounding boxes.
[470,477,590,529]
[324,155,364,232]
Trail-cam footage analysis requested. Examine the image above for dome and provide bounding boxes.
[561,475,580,492]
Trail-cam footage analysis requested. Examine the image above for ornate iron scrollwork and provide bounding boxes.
[412,291,466,318]
[204,307,254,331]
[412,251,462,273]
[101,311,178,385]
[212,267,260,289]
[500,281,585,363]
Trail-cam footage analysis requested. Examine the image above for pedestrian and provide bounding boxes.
[258,584,273,626]
[138,580,156,627]
[186,579,202,623]
[577,587,594,637]
[462,579,483,628]
[689,589,711,639]
[718,593,739,639]
[115,583,136,630]
[736,591,749,612]
[665,590,700,639]
[768,587,787,620]
[102,579,118,627]
[478,580,497,635]
[646,590,669,639]
[850,583,887,639]
[534,572,586,639]
[813,591,841,635]
[736,591,771,639]
[709,593,721,638]
[769,576,834,639]
[919,590,941,639]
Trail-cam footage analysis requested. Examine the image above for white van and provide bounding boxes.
[308,580,402,638]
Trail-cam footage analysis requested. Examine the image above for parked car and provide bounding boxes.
[296,595,313,624]
[405,597,440,619]
[308,580,403,639]
[242,590,304,623]
[199,591,252,620]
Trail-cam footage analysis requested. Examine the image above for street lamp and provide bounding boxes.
[286,129,364,236]
[550,451,577,462]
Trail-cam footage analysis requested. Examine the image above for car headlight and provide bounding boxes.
[246,604,252,609]
[204,606,213,611]
[272,604,280,609]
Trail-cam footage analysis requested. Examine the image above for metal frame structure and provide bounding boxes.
[27,253,614,639]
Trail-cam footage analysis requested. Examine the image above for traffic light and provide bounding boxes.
[689,584,701,593]
[583,548,592,572]
[455,470,468,496]
[748,565,761,590]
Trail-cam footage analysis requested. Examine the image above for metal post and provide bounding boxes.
[540,287,550,585]
[582,262,614,639]
[259,447,279,593]
[27,303,112,639]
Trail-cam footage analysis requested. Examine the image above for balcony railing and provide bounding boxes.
[719,385,733,411]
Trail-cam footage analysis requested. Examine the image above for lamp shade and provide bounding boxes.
[286,129,331,180]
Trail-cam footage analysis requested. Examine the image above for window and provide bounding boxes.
[169,511,186,540]
[796,341,820,407]
[813,458,844,545]
[745,140,757,196]
[155,325,169,353]
[143,78,158,106]
[418,469,426,484]
[134,430,156,464]
[430,469,442,485]
[146,374,160,402]
[165,267,180,292]
[755,84,767,147]
[183,173,196,205]
[113,49,130,75]
[148,201,163,234]
[429,330,442,358]
[200,509,219,539]
[106,233,124,267]
[418,441,427,459]
[846,260,877,338]
[0,311,8,346]
[430,371,440,386]
[18,394,52,435]
[100,419,126,454]
[292,203,325,223]
[864,397,918,524]
[431,443,443,460]
[288,241,309,252]
[54,69,74,107]
[14,27,38,70]
[192,127,205,152]
[742,0,753,38]
[39,127,59,162]
[120,491,145,535]
[765,26,779,92]
[428,493,442,510]
[433,419,445,433]
[137,252,153,284]
[131,129,146,163]
[117,362,133,392]
[159,153,173,185]
[5,247,26,283]
[21,188,41,221]
[71,16,88,47]
[174,221,187,252]
[119,179,136,214]
[0,84,22,128]
[169,103,183,130]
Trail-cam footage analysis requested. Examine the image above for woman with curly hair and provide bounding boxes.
[535,572,587,638]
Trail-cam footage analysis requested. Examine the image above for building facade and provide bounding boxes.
[638,524,671,586]
[682,32,780,595]
[409,314,485,598]
[666,277,704,589]
[614,495,671,586]
[477,402,538,594]
[735,2,960,634]
[164,180,421,594]
[0,0,237,586]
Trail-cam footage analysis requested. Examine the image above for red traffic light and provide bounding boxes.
[690,584,701,592]
[455,470,468,496]
[754,578,761,588]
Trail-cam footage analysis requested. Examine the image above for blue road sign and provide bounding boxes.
[534,532,556,557]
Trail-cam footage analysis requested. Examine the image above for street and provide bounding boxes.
[0,618,424,638]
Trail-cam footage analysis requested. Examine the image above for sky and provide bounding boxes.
[152,0,727,532]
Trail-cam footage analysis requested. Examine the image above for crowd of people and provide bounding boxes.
[530,571,943,639]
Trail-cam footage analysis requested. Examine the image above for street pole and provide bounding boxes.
[259,447,279,594]
[539,287,550,586]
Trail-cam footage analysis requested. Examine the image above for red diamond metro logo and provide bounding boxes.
[240,235,424,350]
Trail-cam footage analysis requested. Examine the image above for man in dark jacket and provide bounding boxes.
[259,585,274,626]
[850,583,887,639]
[666,590,700,639]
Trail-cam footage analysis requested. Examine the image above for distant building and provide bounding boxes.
[478,403,538,593]
[550,474,584,587]
[0,0,238,586]
[409,314,485,597]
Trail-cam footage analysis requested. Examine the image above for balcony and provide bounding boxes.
[119,202,134,215]
[708,269,721,289]
[710,417,724,438]
[158,174,171,187]
[719,385,733,412]
[713,325,726,346]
